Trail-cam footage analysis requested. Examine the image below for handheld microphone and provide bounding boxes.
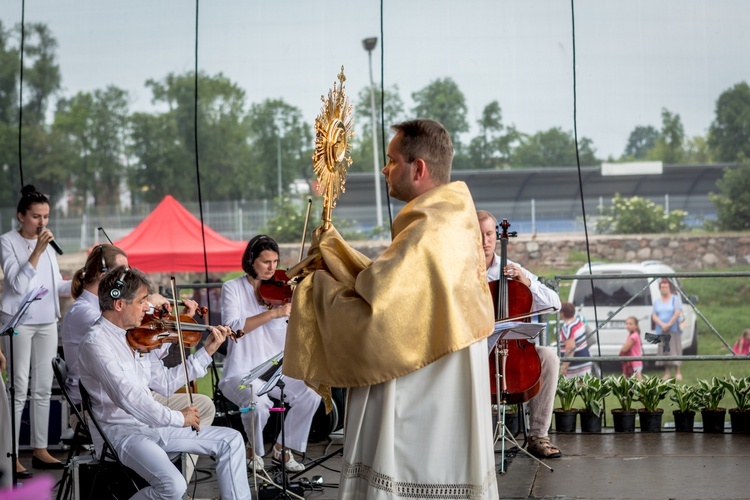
[38,226,64,255]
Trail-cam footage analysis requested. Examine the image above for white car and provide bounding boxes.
[567,261,698,357]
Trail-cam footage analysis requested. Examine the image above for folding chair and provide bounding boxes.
[78,381,149,499]
[51,357,92,500]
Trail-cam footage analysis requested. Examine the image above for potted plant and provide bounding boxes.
[669,382,701,432]
[718,375,750,434]
[633,375,671,432]
[576,373,611,432]
[554,375,579,432]
[609,375,638,432]
[695,377,726,433]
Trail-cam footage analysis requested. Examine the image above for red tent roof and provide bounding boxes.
[114,195,246,273]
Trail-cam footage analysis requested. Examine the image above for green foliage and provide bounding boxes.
[622,125,659,160]
[510,127,598,167]
[708,81,750,162]
[576,373,611,417]
[411,77,468,149]
[607,375,638,411]
[709,163,750,231]
[350,84,404,173]
[466,101,520,170]
[718,375,750,411]
[694,377,726,411]
[262,197,322,243]
[595,193,688,234]
[555,375,579,411]
[647,108,685,164]
[633,375,671,412]
[669,382,701,413]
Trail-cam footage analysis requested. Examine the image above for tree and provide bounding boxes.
[709,162,750,230]
[245,98,313,199]
[129,71,254,203]
[511,127,598,167]
[466,101,519,169]
[350,84,404,173]
[647,108,685,164]
[54,86,131,209]
[708,82,750,162]
[411,77,468,152]
[622,125,659,159]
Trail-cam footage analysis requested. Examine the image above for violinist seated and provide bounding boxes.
[477,210,563,460]
[60,244,216,484]
[220,235,321,473]
[78,266,251,500]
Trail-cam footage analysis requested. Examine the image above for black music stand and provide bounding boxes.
[1,286,48,486]
[488,320,553,474]
[257,365,293,499]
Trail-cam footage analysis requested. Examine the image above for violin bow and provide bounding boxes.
[298,198,313,262]
[97,226,114,244]
[169,277,198,433]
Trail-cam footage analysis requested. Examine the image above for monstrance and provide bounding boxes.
[312,66,354,230]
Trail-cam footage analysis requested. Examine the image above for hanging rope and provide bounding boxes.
[192,0,211,286]
[17,0,26,188]
[379,0,393,235]
[570,0,601,354]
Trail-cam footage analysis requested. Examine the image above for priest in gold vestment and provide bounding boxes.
[285,119,499,499]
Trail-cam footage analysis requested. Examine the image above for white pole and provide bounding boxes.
[366,42,383,228]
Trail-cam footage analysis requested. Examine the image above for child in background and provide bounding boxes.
[619,316,643,380]
[733,328,750,356]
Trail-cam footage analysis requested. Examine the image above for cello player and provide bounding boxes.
[477,210,563,459]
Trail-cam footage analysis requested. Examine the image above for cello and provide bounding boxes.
[488,218,542,405]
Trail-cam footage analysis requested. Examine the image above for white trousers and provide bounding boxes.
[0,376,12,488]
[2,322,58,451]
[527,346,560,438]
[152,392,216,484]
[116,426,250,500]
[222,376,320,457]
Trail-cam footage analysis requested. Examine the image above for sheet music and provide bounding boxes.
[486,321,546,356]
[0,286,48,334]
[238,351,284,388]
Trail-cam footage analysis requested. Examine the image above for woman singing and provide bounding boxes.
[0,185,72,476]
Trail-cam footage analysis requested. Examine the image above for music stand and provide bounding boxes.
[0,286,48,486]
[489,320,553,474]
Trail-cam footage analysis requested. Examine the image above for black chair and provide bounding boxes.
[78,381,148,499]
[51,357,92,500]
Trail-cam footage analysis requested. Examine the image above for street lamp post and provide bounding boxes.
[362,37,383,229]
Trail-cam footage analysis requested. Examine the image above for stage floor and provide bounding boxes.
[12,428,750,499]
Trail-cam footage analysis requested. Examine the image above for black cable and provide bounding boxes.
[379,0,393,236]
[17,0,25,188]
[192,0,211,288]
[570,0,602,360]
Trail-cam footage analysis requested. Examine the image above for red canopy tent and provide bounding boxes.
[113,195,246,273]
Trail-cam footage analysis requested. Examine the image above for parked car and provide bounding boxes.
[567,261,698,357]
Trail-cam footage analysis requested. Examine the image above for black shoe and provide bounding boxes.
[16,469,33,479]
[31,456,65,470]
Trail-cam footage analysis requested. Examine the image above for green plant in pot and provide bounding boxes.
[633,375,670,432]
[695,377,727,433]
[718,375,750,434]
[576,373,611,432]
[669,382,701,432]
[554,375,579,432]
[608,375,638,432]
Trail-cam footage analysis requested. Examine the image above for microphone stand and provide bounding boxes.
[1,287,47,486]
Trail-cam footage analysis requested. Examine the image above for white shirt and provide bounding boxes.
[219,275,287,389]
[78,316,211,451]
[486,253,561,313]
[60,289,101,404]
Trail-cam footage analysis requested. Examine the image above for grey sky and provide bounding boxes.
[2,0,748,160]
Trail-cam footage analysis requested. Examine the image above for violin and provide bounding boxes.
[488,218,543,405]
[126,312,245,354]
[259,269,294,308]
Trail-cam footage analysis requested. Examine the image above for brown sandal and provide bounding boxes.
[527,436,563,459]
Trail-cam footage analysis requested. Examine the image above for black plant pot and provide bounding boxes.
[612,409,637,432]
[638,409,663,432]
[492,408,520,436]
[729,409,750,434]
[701,408,727,433]
[672,410,696,432]
[554,409,578,433]
[579,411,602,432]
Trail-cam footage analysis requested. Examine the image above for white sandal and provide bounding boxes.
[246,453,264,471]
[272,447,305,472]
